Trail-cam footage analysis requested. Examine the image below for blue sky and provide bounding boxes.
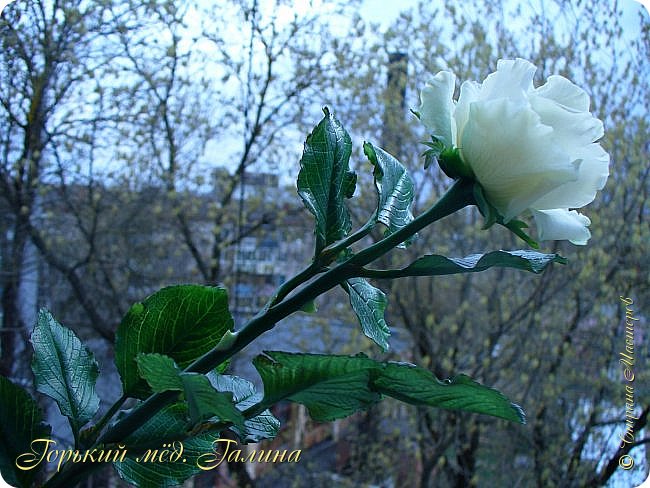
[359,0,647,40]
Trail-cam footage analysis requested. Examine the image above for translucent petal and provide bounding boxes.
[418,71,456,147]
[531,209,592,245]
[459,97,577,220]
[531,143,610,209]
[535,75,590,111]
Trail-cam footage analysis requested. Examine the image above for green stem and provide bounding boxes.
[319,216,375,260]
[85,395,128,447]
[97,260,356,446]
[265,262,321,309]
[267,216,375,309]
[358,268,420,279]
[44,179,475,487]
[349,179,474,266]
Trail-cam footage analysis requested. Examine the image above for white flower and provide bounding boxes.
[418,58,609,245]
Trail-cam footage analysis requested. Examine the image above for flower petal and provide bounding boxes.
[531,209,592,245]
[535,75,590,111]
[479,58,537,102]
[529,93,604,152]
[531,143,610,209]
[454,80,481,143]
[418,71,456,147]
[459,97,577,220]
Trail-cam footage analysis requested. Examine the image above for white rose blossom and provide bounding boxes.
[418,58,610,245]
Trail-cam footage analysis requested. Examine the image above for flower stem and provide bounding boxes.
[266,216,375,309]
[319,216,375,260]
[265,261,321,309]
[76,394,128,449]
[45,179,475,487]
[348,179,474,267]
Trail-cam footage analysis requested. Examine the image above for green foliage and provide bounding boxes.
[31,309,100,435]
[179,374,244,427]
[374,363,525,423]
[364,142,415,245]
[0,50,579,488]
[253,351,524,423]
[392,250,566,276]
[206,373,280,443]
[297,107,357,257]
[136,353,183,393]
[115,285,234,399]
[112,403,219,488]
[0,377,52,488]
[7,104,574,487]
[0,0,644,486]
[136,353,245,428]
[344,277,391,351]
[254,351,381,421]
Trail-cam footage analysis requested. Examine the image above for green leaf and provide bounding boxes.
[421,137,445,169]
[136,353,183,393]
[364,142,415,247]
[0,376,52,488]
[503,219,540,249]
[254,351,381,421]
[253,352,525,424]
[471,182,540,247]
[380,250,566,277]
[30,309,100,432]
[472,182,497,229]
[207,373,280,443]
[180,374,245,427]
[136,354,245,428]
[372,363,525,423]
[115,285,234,399]
[297,107,357,257]
[113,403,218,488]
[344,278,391,351]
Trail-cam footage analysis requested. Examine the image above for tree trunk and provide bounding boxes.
[0,218,29,377]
